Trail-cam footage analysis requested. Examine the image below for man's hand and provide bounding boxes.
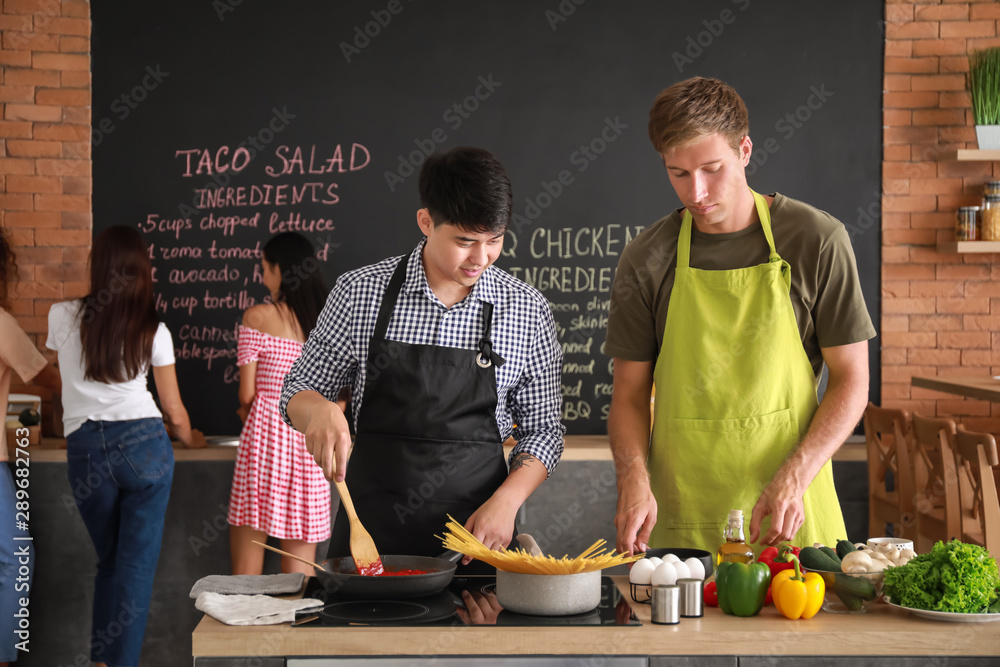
[462,492,519,566]
[298,398,352,482]
[749,467,807,545]
[615,472,657,555]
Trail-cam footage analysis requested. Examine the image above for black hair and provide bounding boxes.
[262,232,330,336]
[418,146,512,235]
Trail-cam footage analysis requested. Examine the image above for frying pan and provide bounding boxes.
[316,551,464,599]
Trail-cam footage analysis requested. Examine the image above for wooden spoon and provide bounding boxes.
[251,540,328,571]
[333,479,384,575]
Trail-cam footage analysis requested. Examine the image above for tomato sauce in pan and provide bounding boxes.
[357,560,430,577]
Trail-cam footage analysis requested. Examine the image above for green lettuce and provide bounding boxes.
[883,540,1000,613]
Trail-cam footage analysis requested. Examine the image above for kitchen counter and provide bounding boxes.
[191,576,1000,663]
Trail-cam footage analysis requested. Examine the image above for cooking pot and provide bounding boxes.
[495,570,602,616]
[316,551,464,599]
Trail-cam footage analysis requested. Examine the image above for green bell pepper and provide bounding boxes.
[715,561,771,617]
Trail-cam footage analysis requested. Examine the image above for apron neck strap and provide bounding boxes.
[477,302,505,368]
[678,189,778,268]
[371,252,411,343]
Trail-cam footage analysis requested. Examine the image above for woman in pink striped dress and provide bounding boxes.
[228,232,335,574]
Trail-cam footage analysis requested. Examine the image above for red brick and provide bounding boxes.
[61,140,90,159]
[913,38,970,57]
[31,52,88,71]
[939,331,992,348]
[0,193,33,210]
[59,35,89,52]
[912,109,966,125]
[61,246,90,264]
[4,103,60,122]
[35,88,88,105]
[885,57,939,74]
[34,229,89,246]
[885,229,937,245]
[35,158,88,176]
[887,21,939,40]
[883,348,909,366]
[882,365,938,383]
[963,314,1000,330]
[882,281,910,298]
[884,109,912,126]
[886,3,914,22]
[968,37,1000,51]
[910,177,964,195]
[971,3,1000,20]
[0,83,32,102]
[60,70,90,87]
[62,106,89,125]
[62,0,90,18]
[885,145,912,161]
[5,139,61,157]
[3,31,59,51]
[884,91,941,108]
[4,0,63,14]
[886,40,912,58]
[13,246,61,263]
[34,263,83,281]
[0,120,31,138]
[911,74,967,91]
[882,383,913,400]
[939,91,972,109]
[915,4,970,21]
[4,68,59,87]
[883,331,937,348]
[909,280,965,298]
[12,280,62,300]
[909,348,962,366]
[937,296,991,313]
[938,399,992,416]
[62,176,90,194]
[0,157,33,174]
[939,161,996,179]
[939,56,970,73]
[938,263,991,280]
[961,350,997,367]
[882,212,912,229]
[881,315,910,332]
[4,211,60,228]
[61,211,91,229]
[885,161,937,180]
[965,279,1000,298]
[33,122,89,141]
[941,20,996,38]
[4,229,33,247]
[0,51,32,68]
[6,175,61,193]
[37,17,90,36]
[883,297,937,314]
[883,194,938,212]
[884,264,935,281]
[33,193,89,211]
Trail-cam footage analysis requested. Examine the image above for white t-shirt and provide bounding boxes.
[46,300,176,436]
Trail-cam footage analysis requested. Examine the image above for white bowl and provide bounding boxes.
[866,537,914,553]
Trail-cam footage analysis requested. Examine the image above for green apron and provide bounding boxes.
[649,190,846,553]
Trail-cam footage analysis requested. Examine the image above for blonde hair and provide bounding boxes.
[648,77,749,154]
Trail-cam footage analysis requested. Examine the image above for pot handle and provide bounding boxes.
[439,550,464,563]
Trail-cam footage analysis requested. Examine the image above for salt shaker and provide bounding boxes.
[651,584,679,625]
[677,578,704,618]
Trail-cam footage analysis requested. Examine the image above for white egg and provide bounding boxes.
[684,557,706,581]
[672,560,691,580]
[651,561,678,586]
[646,557,663,567]
[629,558,656,585]
[662,553,681,564]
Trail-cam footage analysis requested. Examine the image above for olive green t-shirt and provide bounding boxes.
[605,193,875,379]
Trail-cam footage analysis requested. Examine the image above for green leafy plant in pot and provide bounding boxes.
[968,47,1000,150]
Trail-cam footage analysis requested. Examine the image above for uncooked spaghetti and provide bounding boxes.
[439,516,644,574]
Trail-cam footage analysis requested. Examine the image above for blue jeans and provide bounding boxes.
[66,419,174,667]
[0,462,33,663]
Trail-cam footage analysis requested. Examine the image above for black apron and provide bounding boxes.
[329,253,510,574]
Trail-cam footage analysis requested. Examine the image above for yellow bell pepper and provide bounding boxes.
[771,556,824,620]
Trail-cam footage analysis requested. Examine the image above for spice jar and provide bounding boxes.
[982,196,1000,242]
[956,206,980,241]
[985,181,1000,198]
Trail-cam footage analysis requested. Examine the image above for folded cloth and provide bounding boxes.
[189,573,306,599]
[195,592,324,626]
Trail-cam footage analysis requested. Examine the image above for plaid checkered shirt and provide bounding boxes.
[279,239,565,474]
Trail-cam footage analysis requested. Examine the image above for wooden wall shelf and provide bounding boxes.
[939,149,1000,161]
[937,240,1000,253]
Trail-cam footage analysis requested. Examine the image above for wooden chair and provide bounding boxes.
[953,426,1000,563]
[910,414,962,552]
[863,402,916,539]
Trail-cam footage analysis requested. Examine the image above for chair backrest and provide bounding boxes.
[954,426,1000,562]
[863,402,916,532]
[910,413,962,543]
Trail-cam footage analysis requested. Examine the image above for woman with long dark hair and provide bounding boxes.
[228,232,334,574]
[0,228,59,667]
[46,226,203,667]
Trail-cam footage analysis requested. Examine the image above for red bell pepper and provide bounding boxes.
[759,544,802,605]
[703,581,718,607]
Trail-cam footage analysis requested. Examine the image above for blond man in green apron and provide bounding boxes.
[606,77,875,555]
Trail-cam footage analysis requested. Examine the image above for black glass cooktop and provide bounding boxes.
[292,575,640,627]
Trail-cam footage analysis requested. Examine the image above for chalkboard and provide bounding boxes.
[92,0,883,436]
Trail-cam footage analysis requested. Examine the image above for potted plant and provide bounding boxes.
[968,46,1000,150]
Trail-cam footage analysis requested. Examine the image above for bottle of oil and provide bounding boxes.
[716,509,755,565]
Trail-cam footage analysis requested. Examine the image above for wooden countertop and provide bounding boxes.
[30,435,866,463]
[191,575,1000,659]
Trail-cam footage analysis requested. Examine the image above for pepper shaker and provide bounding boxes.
[651,584,680,625]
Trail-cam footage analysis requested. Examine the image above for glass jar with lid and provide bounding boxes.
[982,195,1000,241]
[956,206,980,241]
[985,181,1000,198]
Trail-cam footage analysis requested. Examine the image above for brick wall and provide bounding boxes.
[1,0,90,432]
[882,1,1000,431]
[2,1,1000,433]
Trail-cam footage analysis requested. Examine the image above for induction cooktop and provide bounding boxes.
[292,575,640,627]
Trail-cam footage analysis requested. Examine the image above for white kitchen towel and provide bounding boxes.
[195,592,324,626]
[188,573,306,598]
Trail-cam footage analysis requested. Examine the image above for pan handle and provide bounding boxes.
[438,550,464,563]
